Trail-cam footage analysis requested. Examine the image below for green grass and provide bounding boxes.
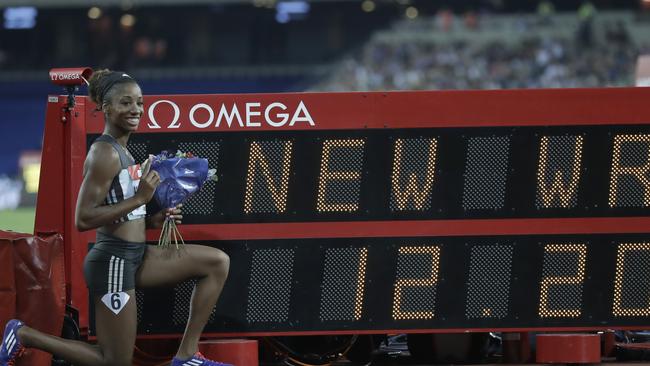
[0,207,36,234]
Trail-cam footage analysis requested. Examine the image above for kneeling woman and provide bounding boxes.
[1,70,231,366]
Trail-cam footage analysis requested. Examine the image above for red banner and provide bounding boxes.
[83,88,650,134]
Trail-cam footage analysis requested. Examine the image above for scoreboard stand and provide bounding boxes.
[38,68,650,365]
[536,333,600,363]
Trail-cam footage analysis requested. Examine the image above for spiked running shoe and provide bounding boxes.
[0,319,25,366]
[171,351,233,366]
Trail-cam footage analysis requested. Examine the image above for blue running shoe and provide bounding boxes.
[0,319,25,366]
[171,351,233,366]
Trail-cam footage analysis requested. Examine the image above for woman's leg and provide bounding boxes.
[135,244,230,360]
[16,289,138,366]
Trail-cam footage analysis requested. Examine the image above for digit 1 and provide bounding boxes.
[353,248,369,320]
[538,244,587,318]
[392,246,441,320]
[612,242,650,316]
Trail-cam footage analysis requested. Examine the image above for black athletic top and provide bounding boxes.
[92,134,146,223]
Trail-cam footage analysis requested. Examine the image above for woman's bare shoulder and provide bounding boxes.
[84,141,121,175]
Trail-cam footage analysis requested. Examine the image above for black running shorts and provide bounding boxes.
[83,231,146,296]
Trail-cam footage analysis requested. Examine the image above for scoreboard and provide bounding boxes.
[111,125,649,223]
[40,87,650,336]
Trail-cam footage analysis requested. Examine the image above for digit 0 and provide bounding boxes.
[612,242,650,316]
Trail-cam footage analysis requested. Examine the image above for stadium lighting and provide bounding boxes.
[405,6,418,19]
[87,7,102,19]
[361,0,375,12]
[120,13,136,27]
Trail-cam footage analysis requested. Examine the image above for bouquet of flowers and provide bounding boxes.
[148,150,217,248]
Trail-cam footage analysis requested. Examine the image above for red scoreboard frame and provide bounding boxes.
[35,87,650,338]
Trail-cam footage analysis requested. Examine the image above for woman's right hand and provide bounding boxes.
[136,170,161,204]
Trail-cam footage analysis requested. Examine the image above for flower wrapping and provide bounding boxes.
[149,150,216,248]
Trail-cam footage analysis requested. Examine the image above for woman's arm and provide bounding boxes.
[75,143,160,231]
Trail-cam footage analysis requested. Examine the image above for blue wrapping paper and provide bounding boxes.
[150,152,209,209]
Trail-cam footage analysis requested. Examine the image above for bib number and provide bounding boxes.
[101,292,131,315]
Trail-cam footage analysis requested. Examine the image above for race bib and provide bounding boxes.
[127,164,146,218]
[101,292,131,315]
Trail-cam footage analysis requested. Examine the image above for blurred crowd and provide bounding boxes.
[316,5,648,91]
[1,1,647,89]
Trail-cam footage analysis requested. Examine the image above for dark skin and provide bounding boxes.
[14,82,230,366]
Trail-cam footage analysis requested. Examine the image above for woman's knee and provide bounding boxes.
[205,248,230,277]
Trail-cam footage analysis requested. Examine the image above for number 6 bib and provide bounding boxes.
[101,292,131,315]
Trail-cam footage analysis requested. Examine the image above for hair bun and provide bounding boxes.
[87,68,112,106]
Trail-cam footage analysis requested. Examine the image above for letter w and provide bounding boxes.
[391,138,437,211]
[537,136,584,208]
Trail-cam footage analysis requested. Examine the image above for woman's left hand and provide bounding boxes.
[166,204,183,225]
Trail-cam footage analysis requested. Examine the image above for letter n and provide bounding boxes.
[244,140,293,213]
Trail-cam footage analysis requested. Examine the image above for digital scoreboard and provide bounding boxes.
[46,88,650,336]
[106,125,650,335]
[106,125,649,223]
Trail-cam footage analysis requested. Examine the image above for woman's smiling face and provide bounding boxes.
[104,83,144,133]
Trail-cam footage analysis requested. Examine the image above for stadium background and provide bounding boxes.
[0,0,648,234]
